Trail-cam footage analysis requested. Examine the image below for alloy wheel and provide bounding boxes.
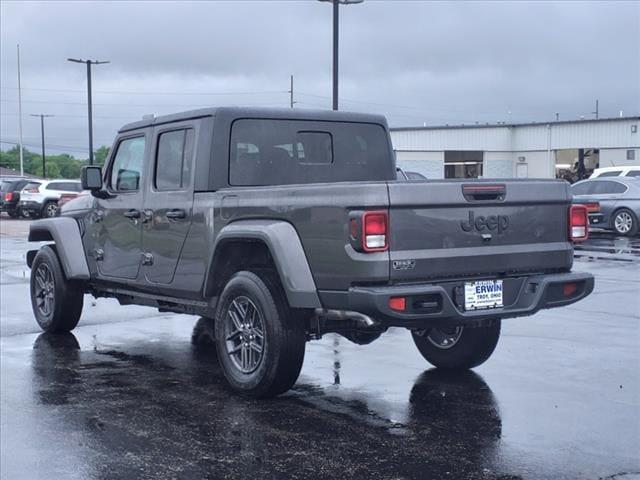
[427,326,463,349]
[223,296,265,374]
[614,211,633,234]
[45,203,58,218]
[34,263,55,317]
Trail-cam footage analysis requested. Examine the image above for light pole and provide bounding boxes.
[67,58,109,164]
[319,0,363,111]
[30,114,54,177]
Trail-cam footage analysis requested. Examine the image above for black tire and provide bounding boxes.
[30,246,84,333]
[411,321,501,370]
[191,317,216,348]
[42,201,58,218]
[611,208,638,236]
[213,270,306,398]
[7,210,19,218]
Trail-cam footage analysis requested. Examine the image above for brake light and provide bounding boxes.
[362,211,388,252]
[563,282,578,297]
[584,202,600,213]
[389,297,406,311]
[569,205,588,241]
[4,192,13,201]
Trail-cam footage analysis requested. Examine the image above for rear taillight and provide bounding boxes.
[584,202,600,213]
[349,210,389,253]
[363,211,388,251]
[569,205,588,241]
[4,192,13,201]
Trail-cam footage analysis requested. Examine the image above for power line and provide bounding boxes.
[1,86,288,96]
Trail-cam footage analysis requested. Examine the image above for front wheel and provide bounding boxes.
[213,271,306,398]
[30,246,84,333]
[411,321,501,370]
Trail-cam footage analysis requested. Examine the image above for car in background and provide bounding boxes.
[571,177,640,236]
[0,178,37,218]
[18,180,83,218]
[589,166,640,178]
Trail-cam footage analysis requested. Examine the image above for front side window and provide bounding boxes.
[110,136,146,192]
[598,171,621,177]
[155,129,194,190]
[47,182,66,191]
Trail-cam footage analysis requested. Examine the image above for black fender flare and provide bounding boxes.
[27,218,90,280]
[206,220,321,309]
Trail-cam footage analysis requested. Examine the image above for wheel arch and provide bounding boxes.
[204,220,321,309]
[609,206,637,230]
[27,218,90,280]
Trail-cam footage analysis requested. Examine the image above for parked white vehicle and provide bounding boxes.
[590,166,640,178]
[18,180,83,218]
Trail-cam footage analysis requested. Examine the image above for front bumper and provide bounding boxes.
[346,272,594,328]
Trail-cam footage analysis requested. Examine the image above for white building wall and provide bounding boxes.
[390,117,639,179]
[396,151,445,179]
[598,148,640,167]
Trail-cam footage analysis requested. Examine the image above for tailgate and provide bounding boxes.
[388,180,573,282]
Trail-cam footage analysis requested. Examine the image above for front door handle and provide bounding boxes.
[123,209,141,219]
[166,209,186,220]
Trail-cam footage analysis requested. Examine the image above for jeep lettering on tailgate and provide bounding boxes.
[461,210,510,234]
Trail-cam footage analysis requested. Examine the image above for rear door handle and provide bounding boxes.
[166,209,186,220]
[123,209,141,219]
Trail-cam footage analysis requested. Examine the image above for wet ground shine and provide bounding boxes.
[1,218,639,480]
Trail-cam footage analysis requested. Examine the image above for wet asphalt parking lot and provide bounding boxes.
[0,217,638,480]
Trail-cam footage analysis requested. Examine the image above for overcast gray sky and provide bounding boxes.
[1,0,639,157]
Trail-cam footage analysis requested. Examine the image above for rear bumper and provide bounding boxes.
[342,272,594,328]
[588,213,605,226]
[18,201,42,212]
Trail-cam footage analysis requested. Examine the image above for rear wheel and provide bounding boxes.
[7,210,19,218]
[214,271,306,398]
[411,321,501,369]
[30,246,84,333]
[612,208,638,236]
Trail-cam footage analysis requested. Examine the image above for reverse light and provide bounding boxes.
[569,205,588,242]
[362,210,388,252]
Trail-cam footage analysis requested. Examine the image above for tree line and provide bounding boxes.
[0,145,110,179]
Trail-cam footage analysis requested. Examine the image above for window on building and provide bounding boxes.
[444,151,483,179]
[155,129,194,190]
[627,150,636,161]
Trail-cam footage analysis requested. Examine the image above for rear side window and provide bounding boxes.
[155,129,194,190]
[110,136,146,192]
[23,182,40,191]
[229,119,392,186]
[47,182,66,191]
[626,170,640,177]
[591,181,627,194]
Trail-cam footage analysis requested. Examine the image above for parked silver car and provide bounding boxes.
[571,177,640,236]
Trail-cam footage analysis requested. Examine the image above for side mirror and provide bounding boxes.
[81,166,103,191]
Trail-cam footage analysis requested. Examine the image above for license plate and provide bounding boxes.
[464,280,503,310]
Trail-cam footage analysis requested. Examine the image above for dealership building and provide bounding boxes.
[390,116,639,180]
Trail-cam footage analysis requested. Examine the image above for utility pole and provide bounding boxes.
[319,0,364,111]
[555,112,559,121]
[289,75,295,108]
[17,44,24,176]
[29,114,54,177]
[67,58,109,164]
[592,99,599,119]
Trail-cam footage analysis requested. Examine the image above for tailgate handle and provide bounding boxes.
[462,184,506,202]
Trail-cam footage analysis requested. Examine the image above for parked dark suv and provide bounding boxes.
[0,178,34,218]
[26,107,594,397]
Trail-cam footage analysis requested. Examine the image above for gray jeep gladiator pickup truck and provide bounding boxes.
[27,107,594,397]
